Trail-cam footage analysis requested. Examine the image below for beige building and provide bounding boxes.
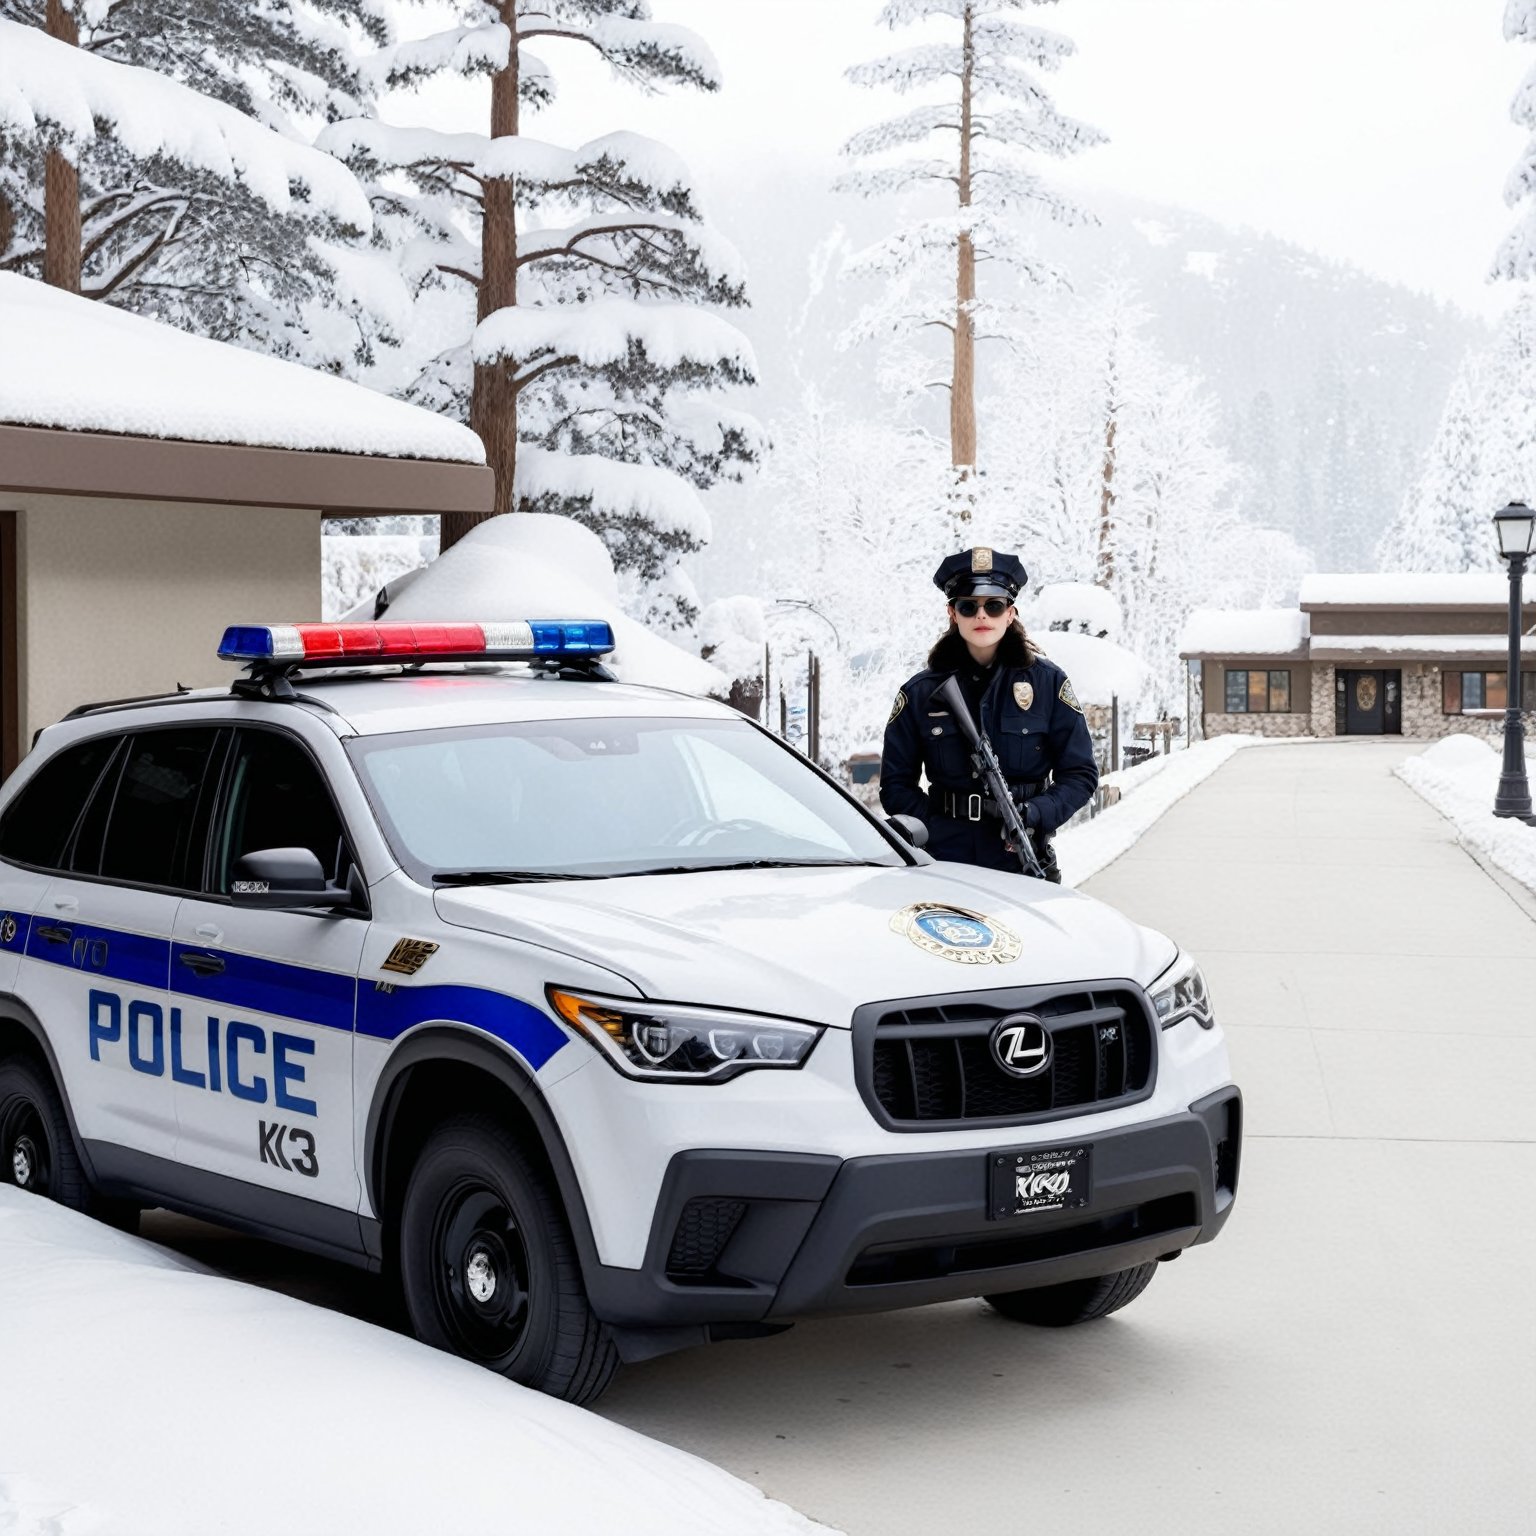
[1182,575,1535,741]
[0,275,492,775]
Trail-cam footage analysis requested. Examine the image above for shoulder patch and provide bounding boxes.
[1058,678,1083,714]
[889,689,908,724]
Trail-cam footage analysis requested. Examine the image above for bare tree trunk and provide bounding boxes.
[950,3,977,501]
[1095,412,1117,588]
[43,0,81,294]
[450,12,520,552]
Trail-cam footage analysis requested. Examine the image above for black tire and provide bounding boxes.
[984,1262,1158,1327]
[0,1054,93,1210]
[398,1112,618,1404]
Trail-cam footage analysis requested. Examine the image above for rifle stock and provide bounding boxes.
[935,675,1047,879]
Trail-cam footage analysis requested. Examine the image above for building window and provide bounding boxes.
[1443,670,1535,713]
[1224,669,1291,713]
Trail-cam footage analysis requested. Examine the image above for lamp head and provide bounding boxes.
[1493,501,1536,560]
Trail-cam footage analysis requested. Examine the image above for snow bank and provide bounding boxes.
[1179,608,1309,656]
[0,19,370,228]
[699,595,766,683]
[362,513,727,695]
[1057,736,1296,887]
[1029,582,1123,639]
[1396,735,1536,894]
[0,274,484,462]
[1034,630,1146,706]
[323,533,433,621]
[1299,573,1514,607]
[0,1191,837,1536]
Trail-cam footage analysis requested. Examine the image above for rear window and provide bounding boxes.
[98,729,220,890]
[0,735,120,871]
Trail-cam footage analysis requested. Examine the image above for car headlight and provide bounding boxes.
[1149,953,1216,1031]
[547,988,825,1082]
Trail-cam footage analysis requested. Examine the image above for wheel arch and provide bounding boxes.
[364,1027,601,1282]
[0,993,97,1182]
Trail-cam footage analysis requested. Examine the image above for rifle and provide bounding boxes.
[935,674,1048,879]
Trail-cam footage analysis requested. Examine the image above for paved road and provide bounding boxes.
[145,740,1536,1535]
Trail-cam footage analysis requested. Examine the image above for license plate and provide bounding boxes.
[988,1144,1092,1219]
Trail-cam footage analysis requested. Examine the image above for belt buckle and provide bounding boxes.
[966,793,982,822]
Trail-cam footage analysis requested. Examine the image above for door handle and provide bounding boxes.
[179,952,225,977]
[35,924,71,945]
[194,923,224,945]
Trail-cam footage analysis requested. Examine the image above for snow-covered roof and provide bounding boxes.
[1299,574,1517,608]
[1308,633,1536,658]
[1029,582,1123,640]
[0,274,484,463]
[1179,609,1310,658]
[359,512,728,696]
[1034,630,1147,706]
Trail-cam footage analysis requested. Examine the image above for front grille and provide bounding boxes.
[665,1197,748,1279]
[863,987,1153,1128]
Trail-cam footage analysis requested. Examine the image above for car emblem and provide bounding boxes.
[381,937,440,976]
[991,1013,1052,1078]
[888,903,1022,966]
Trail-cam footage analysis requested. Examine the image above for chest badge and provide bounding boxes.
[1012,680,1034,711]
[382,937,439,976]
[889,903,1022,966]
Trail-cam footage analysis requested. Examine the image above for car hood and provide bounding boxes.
[433,862,1178,1026]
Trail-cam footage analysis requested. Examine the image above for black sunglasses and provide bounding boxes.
[953,597,1012,619]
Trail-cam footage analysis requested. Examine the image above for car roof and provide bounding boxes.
[50,667,740,741]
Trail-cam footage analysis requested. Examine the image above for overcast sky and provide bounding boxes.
[398,0,1530,319]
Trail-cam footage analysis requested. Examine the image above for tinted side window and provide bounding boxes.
[99,730,220,889]
[0,735,120,870]
[213,731,351,894]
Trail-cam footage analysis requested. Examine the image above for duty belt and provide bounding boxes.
[934,783,1046,822]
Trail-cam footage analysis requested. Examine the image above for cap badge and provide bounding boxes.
[971,548,994,573]
[1013,681,1034,711]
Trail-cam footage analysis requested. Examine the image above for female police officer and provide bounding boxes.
[880,547,1098,883]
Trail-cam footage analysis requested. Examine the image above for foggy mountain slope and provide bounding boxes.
[694,166,1486,592]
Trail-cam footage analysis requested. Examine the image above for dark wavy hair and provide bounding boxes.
[928,617,1038,671]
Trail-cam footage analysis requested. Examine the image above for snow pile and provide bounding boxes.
[1029,582,1123,639]
[360,513,726,696]
[0,19,370,228]
[699,596,767,684]
[1299,573,1513,608]
[0,273,484,462]
[1035,630,1146,706]
[323,533,434,621]
[0,1191,838,1536]
[1057,736,1297,887]
[1179,609,1309,656]
[1396,734,1536,894]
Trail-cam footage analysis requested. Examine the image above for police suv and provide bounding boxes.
[0,621,1241,1404]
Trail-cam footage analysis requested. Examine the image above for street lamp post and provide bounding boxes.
[1491,502,1536,824]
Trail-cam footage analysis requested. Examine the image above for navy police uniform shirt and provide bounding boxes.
[880,640,1099,869]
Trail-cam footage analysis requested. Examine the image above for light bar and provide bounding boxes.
[218,621,615,665]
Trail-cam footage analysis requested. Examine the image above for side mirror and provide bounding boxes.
[231,848,352,910]
[887,814,929,849]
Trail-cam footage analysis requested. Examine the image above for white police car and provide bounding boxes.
[0,621,1240,1403]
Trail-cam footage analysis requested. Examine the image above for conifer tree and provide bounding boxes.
[322,0,762,623]
[0,0,387,365]
[838,0,1104,510]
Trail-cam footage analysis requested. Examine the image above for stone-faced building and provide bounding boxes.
[0,274,492,776]
[1181,575,1535,741]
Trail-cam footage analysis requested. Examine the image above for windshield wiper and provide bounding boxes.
[628,858,885,877]
[431,870,603,886]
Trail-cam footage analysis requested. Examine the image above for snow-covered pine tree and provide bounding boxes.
[0,2,391,367]
[1493,0,1536,282]
[838,0,1104,514]
[320,1,763,627]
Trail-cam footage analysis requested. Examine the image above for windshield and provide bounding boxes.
[347,715,904,881]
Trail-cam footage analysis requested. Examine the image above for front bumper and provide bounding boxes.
[585,1087,1241,1342]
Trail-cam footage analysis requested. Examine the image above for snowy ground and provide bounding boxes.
[0,1191,837,1536]
[1395,733,1536,895]
[1056,733,1301,887]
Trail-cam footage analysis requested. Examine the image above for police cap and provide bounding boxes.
[933,547,1027,602]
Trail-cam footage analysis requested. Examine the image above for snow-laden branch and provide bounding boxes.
[841,104,962,157]
[847,44,963,94]
[377,24,513,86]
[877,0,1066,24]
[516,444,710,545]
[473,297,756,379]
[834,159,958,197]
[517,14,721,93]
[977,106,1107,157]
[971,17,1077,72]
[1508,0,1536,43]
[518,211,746,288]
[0,19,372,228]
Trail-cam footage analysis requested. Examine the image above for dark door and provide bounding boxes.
[1343,670,1386,734]
[0,509,15,779]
